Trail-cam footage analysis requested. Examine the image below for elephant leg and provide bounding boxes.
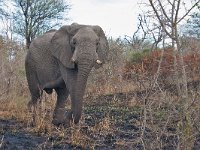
[26,67,43,126]
[27,83,42,126]
[52,87,69,126]
[26,63,42,108]
[28,87,41,110]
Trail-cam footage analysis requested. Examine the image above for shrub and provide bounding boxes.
[123,48,200,85]
[128,49,151,64]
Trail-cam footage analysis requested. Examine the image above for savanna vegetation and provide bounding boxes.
[0,0,200,149]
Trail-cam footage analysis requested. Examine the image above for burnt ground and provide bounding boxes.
[1,90,200,150]
[0,119,46,150]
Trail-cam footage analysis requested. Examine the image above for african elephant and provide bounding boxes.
[25,23,108,126]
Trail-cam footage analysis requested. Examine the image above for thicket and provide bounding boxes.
[124,47,200,85]
[0,37,27,98]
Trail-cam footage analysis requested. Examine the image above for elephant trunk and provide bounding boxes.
[72,61,92,124]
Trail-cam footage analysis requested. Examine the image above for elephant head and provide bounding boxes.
[50,23,109,124]
[51,23,108,69]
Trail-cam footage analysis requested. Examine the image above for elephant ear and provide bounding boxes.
[51,24,82,69]
[92,25,109,64]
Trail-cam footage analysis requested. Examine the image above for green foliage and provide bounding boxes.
[129,49,151,64]
[12,0,71,48]
[130,52,144,64]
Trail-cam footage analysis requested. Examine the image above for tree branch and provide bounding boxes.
[149,0,173,39]
[177,0,200,24]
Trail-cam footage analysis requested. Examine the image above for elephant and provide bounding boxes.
[25,23,109,126]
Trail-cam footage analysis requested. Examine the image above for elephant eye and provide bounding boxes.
[73,40,76,45]
[96,41,99,46]
[71,38,77,46]
[96,46,99,53]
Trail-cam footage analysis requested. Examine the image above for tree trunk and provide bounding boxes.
[26,37,31,49]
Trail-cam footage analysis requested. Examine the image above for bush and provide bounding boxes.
[129,49,151,64]
[123,48,200,85]
[0,38,27,97]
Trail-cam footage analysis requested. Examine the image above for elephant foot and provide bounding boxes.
[52,117,70,128]
[52,110,72,128]
[52,119,63,127]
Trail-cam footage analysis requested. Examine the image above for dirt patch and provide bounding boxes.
[0,119,52,149]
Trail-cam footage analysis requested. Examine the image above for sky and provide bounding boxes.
[68,0,140,38]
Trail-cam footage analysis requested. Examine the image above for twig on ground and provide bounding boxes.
[0,135,4,148]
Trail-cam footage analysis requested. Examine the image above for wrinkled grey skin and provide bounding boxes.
[25,23,108,126]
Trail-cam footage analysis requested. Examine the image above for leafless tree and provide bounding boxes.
[148,0,200,148]
[149,0,199,98]
[125,5,164,51]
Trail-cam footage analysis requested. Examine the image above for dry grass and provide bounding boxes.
[1,39,200,149]
[1,76,200,149]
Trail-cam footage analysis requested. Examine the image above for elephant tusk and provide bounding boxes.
[71,58,75,62]
[96,60,102,64]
